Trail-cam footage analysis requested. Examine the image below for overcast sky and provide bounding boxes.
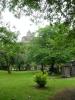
[1,9,49,41]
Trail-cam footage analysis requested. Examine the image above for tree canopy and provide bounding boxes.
[0,0,75,26]
[29,23,75,73]
[0,26,18,73]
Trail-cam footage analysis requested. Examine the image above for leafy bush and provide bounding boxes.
[34,72,47,88]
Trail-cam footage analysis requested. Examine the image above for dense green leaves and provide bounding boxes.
[0,27,18,73]
[29,23,75,73]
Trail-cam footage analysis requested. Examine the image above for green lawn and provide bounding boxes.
[0,71,75,100]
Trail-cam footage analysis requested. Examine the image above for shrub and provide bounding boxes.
[34,72,47,88]
[50,88,75,100]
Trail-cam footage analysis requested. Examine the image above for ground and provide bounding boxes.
[0,71,75,100]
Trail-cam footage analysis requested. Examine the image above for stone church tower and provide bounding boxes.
[21,31,34,42]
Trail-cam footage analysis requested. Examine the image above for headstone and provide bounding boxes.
[62,67,70,78]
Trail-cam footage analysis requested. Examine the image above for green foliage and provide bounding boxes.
[34,72,47,87]
[1,0,75,27]
[0,27,17,44]
[0,23,75,74]
[0,26,18,73]
[31,24,71,66]
[14,53,25,70]
[28,23,75,74]
[0,0,40,12]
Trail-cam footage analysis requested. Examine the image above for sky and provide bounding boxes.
[1,9,49,41]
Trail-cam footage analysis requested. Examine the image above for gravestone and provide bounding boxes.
[62,67,70,78]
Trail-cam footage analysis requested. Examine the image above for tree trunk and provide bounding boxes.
[3,54,11,74]
[41,64,44,74]
[49,62,55,75]
[18,66,21,71]
[8,65,11,74]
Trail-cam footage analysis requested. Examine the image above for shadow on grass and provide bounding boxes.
[49,88,75,100]
[32,84,55,92]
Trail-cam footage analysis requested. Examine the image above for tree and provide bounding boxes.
[30,23,74,74]
[0,26,18,73]
[14,52,26,71]
[13,42,33,71]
